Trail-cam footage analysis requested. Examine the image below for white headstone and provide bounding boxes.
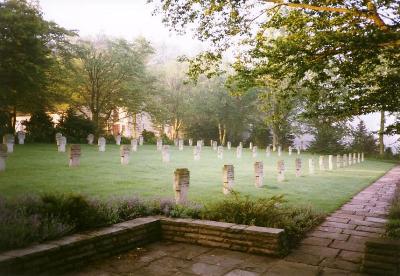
[348,154,353,165]
[69,144,81,167]
[17,131,25,145]
[115,135,121,145]
[277,146,281,157]
[343,154,348,167]
[308,159,315,175]
[319,156,325,171]
[58,136,67,152]
[295,158,302,177]
[120,145,130,165]
[139,136,144,146]
[156,139,162,151]
[296,146,300,155]
[188,139,193,146]
[98,137,106,152]
[357,153,361,163]
[197,140,202,148]
[277,160,285,182]
[249,142,253,150]
[361,152,364,162]
[328,155,334,170]
[266,145,271,157]
[227,141,231,150]
[178,139,184,151]
[336,155,342,168]
[87,134,94,145]
[131,139,138,152]
[239,142,243,148]
[174,168,189,204]
[55,133,62,146]
[193,145,201,161]
[0,144,8,172]
[254,161,264,188]
[288,146,292,156]
[3,134,14,153]
[252,146,257,158]
[213,141,218,151]
[223,165,234,194]
[217,146,223,159]
[353,153,357,164]
[162,145,170,162]
[236,146,242,158]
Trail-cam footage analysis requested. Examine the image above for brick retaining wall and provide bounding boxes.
[160,217,287,256]
[0,217,286,274]
[362,238,400,275]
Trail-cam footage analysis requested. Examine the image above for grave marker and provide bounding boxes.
[139,136,144,146]
[297,146,300,155]
[357,153,361,163]
[98,137,106,152]
[252,146,257,158]
[217,146,223,159]
[3,134,14,153]
[87,134,94,145]
[319,156,325,171]
[188,139,193,146]
[295,158,302,177]
[115,135,121,145]
[213,141,218,151]
[227,141,231,150]
[353,153,357,164]
[223,165,234,194]
[55,133,62,146]
[349,154,353,165]
[343,154,348,167]
[69,144,81,167]
[58,136,66,152]
[174,168,189,204]
[157,139,162,151]
[249,142,253,150]
[361,152,364,162]
[278,146,282,157]
[336,155,342,168]
[178,139,184,151]
[0,144,8,172]
[17,131,25,145]
[162,145,170,162]
[120,145,130,165]
[266,145,271,157]
[277,160,285,182]
[131,139,138,152]
[254,161,264,188]
[328,155,334,170]
[236,146,242,158]
[308,158,315,175]
[288,146,292,156]
[193,145,201,161]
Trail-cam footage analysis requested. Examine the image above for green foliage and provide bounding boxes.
[202,192,324,248]
[56,109,95,143]
[22,110,55,143]
[141,130,156,144]
[350,120,378,154]
[308,122,347,154]
[40,194,118,231]
[0,0,74,128]
[248,122,272,149]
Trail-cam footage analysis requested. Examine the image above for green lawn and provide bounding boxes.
[0,144,395,213]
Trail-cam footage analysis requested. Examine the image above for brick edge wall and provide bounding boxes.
[362,238,400,275]
[0,217,286,274]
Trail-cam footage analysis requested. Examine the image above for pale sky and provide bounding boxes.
[38,0,398,150]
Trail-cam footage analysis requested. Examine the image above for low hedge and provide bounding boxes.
[0,193,323,252]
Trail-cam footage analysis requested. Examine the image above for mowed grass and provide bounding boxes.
[0,144,396,213]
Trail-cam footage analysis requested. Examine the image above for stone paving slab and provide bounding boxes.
[70,166,400,275]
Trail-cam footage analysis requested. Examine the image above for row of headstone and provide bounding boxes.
[317,153,364,172]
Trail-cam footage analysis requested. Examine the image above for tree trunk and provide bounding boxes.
[222,124,226,145]
[271,125,279,151]
[379,110,385,156]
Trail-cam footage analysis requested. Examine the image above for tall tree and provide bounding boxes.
[70,37,154,134]
[351,120,378,154]
[0,0,73,135]
[150,0,400,154]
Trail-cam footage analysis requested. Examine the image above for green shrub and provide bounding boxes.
[23,110,55,143]
[201,192,324,248]
[142,130,156,144]
[40,194,118,231]
[56,109,95,143]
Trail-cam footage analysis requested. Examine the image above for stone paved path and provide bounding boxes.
[70,166,400,276]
